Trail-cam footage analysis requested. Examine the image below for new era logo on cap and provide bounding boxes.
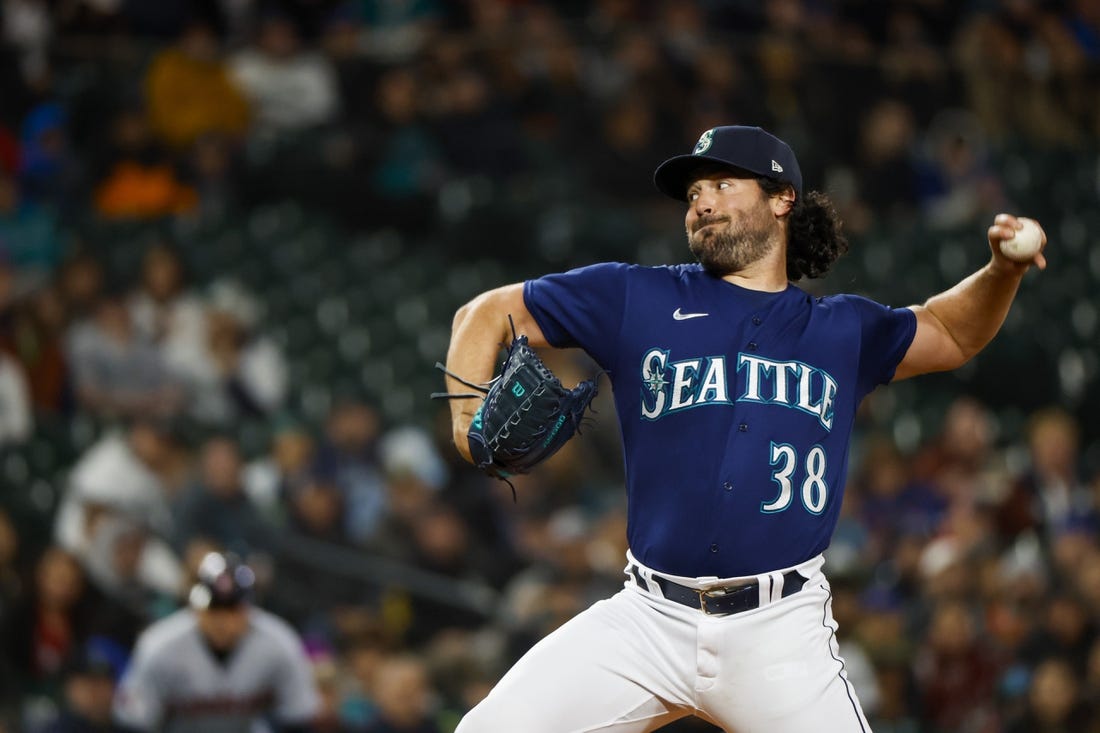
[653,125,803,202]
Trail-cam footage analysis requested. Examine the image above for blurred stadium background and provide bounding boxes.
[0,0,1099,731]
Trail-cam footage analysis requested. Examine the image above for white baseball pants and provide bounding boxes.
[456,553,871,733]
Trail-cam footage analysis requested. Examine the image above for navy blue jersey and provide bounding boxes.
[524,263,916,577]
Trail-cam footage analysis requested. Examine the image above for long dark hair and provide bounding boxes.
[758,178,849,281]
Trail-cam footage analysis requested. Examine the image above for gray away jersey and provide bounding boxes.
[113,607,319,733]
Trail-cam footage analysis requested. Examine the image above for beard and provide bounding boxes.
[687,208,778,277]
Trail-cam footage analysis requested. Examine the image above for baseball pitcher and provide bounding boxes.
[440,125,1046,732]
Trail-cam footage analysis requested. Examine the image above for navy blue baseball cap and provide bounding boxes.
[654,126,803,201]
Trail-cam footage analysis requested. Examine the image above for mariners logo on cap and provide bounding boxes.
[693,129,714,155]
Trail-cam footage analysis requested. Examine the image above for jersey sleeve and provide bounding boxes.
[522,262,631,371]
[840,294,918,397]
[271,622,321,723]
[112,634,166,732]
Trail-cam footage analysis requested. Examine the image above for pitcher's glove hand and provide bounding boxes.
[434,329,599,482]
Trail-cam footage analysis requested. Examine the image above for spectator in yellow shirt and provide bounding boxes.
[145,21,250,150]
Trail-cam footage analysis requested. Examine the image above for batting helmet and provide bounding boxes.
[188,552,256,610]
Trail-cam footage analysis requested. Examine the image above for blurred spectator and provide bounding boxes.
[144,20,250,150]
[66,293,184,420]
[57,251,104,327]
[355,0,442,61]
[997,407,1093,545]
[825,492,871,585]
[582,91,666,203]
[1018,592,1096,676]
[207,277,285,409]
[18,102,82,211]
[877,6,951,120]
[683,42,763,139]
[955,5,1088,146]
[428,67,525,180]
[0,168,62,279]
[363,654,441,733]
[498,506,621,659]
[362,66,445,225]
[866,659,921,733]
[2,548,87,699]
[172,278,287,424]
[76,511,163,627]
[393,503,493,646]
[268,472,379,630]
[185,132,240,220]
[855,99,919,222]
[313,401,386,544]
[38,639,126,733]
[2,280,70,413]
[92,106,197,219]
[1005,656,1094,733]
[229,13,340,136]
[585,28,677,106]
[421,630,499,731]
[911,396,997,503]
[1,0,51,88]
[378,426,448,499]
[914,109,1006,230]
[337,631,387,727]
[243,421,314,521]
[855,436,946,558]
[286,473,347,544]
[312,655,355,733]
[0,349,31,444]
[320,9,376,123]
[127,240,206,382]
[174,435,271,556]
[914,599,1001,732]
[51,248,97,403]
[54,420,186,598]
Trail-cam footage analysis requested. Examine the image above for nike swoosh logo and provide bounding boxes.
[673,308,709,321]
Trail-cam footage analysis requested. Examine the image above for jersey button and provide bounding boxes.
[723,481,733,491]
[739,423,748,432]
[710,544,719,553]
[752,316,762,325]
[747,341,758,350]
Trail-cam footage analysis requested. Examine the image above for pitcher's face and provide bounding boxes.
[685,172,780,277]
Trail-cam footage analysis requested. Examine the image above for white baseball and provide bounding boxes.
[999,218,1043,262]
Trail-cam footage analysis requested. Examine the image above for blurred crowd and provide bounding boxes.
[1,0,1098,237]
[1,0,1099,732]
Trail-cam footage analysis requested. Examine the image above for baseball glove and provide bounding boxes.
[433,320,600,486]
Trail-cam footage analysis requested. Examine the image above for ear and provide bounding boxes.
[770,188,796,218]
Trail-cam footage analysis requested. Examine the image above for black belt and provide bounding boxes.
[629,566,807,616]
